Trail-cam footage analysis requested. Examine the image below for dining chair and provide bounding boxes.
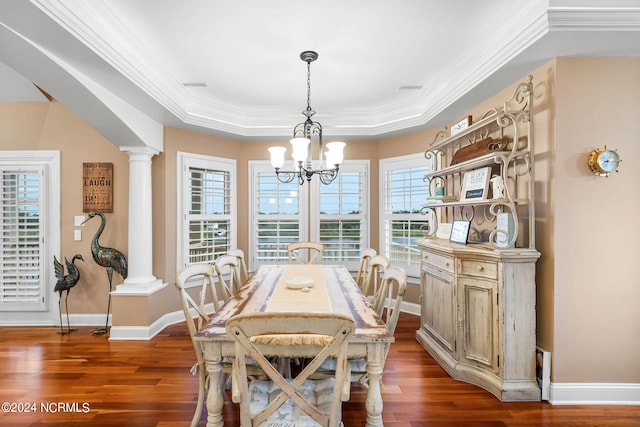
[287,241,324,264]
[214,254,242,298]
[316,266,408,388]
[354,248,377,292]
[370,266,408,331]
[228,248,250,285]
[226,312,355,427]
[175,262,225,427]
[362,254,390,297]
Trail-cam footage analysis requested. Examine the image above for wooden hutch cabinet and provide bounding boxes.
[416,76,541,401]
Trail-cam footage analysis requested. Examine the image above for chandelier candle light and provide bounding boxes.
[268,51,346,185]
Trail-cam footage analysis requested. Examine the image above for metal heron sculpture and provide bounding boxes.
[53,254,84,335]
[82,211,128,335]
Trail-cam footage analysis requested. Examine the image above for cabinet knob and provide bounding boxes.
[476,265,484,271]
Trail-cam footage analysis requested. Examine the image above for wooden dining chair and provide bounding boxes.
[362,254,390,296]
[287,241,324,264]
[175,262,225,427]
[316,266,408,388]
[354,248,377,292]
[226,312,355,427]
[228,248,250,285]
[214,254,242,298]
[370,266,408,331]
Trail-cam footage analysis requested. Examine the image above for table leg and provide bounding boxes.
[365,343,386,427]
[204,358,224,427]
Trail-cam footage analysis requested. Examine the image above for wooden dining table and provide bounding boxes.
[193,263,394,427]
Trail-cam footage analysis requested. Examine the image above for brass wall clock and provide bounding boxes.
[587,146,621,177]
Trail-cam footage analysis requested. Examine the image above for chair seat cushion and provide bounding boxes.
[319,357,367,373]
[248,378,336,426]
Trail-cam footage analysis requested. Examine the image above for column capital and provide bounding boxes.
[119,145,161,158]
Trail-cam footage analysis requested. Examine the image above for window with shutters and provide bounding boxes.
[311,163,368,271]
[380,153,434,278]
[249,161,368,271]
[249,163,307,266]
[0,151,59,318]
[177,152,236,269]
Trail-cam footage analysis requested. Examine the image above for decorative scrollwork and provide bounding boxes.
[418,206,438,238]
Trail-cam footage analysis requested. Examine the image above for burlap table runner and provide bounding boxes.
[266,264,332,313]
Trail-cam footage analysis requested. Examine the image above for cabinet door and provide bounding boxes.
[421,265,456,353]
[458,277,500,373]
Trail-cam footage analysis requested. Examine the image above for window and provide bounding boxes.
[311,163,368,271]
[177,152,236,268]
[0,151,59,320]
[380,153,433,278]
[249,161,369,271]
[249,162,308,266]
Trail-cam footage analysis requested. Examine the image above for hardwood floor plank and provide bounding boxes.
[1,312,639,426]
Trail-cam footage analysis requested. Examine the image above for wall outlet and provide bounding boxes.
[74,229,82,241]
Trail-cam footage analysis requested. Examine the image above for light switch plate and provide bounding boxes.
[74,229,82,241]
[74,215,86,227]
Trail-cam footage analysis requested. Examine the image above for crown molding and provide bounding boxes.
[30,1,640,138]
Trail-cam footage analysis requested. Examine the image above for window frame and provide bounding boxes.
[248,161,309,269]
[176,151,237,270]
[310,160,369,272]
[248,160,369,272]
[0,150,60,324]
[379,153,434,279]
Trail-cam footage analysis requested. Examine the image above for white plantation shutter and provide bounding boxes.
[381,154,433,278]
[312,164,368,271]
[1,166,46,311]
[249,161,369,272]
[177,152,237,268]
[252,169,306,265]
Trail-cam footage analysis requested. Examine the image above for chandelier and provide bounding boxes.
[268,50,345,185]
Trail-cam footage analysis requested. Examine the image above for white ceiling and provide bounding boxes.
[1,0,640,141]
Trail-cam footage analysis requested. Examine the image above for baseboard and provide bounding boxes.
[550,382,640,405]
[109,310,184,341]
[400,300,420,316]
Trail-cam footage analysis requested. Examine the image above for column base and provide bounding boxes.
[113,278,165,296]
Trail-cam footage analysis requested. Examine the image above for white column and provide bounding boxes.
[115,145,163,294]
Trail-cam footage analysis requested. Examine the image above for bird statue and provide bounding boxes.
[53,254,84,335]
[81,211,128,335]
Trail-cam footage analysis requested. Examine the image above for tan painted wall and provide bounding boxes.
[0,101,129,316]
[3,56,640,384]
[553,57,640,382]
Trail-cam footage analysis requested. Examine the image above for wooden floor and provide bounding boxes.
[1,312,639,426]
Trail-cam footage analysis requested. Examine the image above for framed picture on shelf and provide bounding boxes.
[460,166,491,201]
[450,220,471,244]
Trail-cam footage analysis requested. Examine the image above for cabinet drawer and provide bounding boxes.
[422,252,454,273]
[458,259,498,280]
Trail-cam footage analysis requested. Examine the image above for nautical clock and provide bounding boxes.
[587,146,621,177]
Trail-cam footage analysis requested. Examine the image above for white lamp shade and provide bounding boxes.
[326,141,345,166]
[268,146,287,169]
[324,150,339,169]
[290,137,310,164]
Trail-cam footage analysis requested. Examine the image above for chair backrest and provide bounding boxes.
[175,263,220,338]
[228,248,250,285]
[363,254,390,296]
[355,248,377,292]
[226,312,355,427]
[214,254,241,298]
[287,241,324,264]
[371,266,407,334]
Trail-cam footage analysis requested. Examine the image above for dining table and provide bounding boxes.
[193,263,394,427]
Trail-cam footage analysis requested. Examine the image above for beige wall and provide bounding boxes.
[553,57,640,382]
[0,101,129,316]
[3,56,640,385]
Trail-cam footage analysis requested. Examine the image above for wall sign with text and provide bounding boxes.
[83,162,113,213]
